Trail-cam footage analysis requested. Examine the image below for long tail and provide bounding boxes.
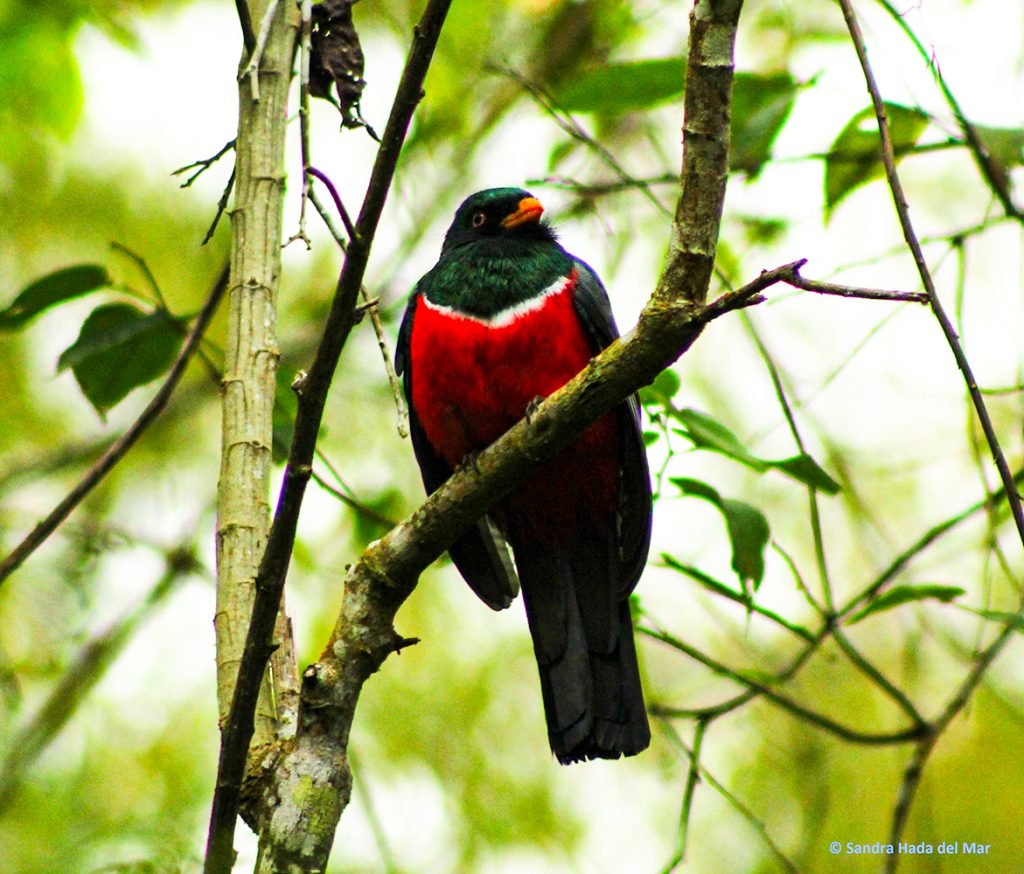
[512,538,650,764]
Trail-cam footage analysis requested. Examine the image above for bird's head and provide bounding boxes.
[441,187,557,253]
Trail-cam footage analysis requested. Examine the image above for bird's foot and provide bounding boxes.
[524,395,544,423]
[456,450,482,475]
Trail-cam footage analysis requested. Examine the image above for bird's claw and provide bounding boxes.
[524,396,544,423]
[457,451,482,474]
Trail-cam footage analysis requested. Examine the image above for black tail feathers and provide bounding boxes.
[514,540,650,764]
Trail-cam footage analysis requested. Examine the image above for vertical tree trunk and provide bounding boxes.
[216,0,300,751]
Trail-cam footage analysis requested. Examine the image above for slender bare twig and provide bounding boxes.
[108,242,170,315]
[202,166,236,245]
[743,314,926,726]
[307,182,408,437]
[349,749,401,874]
[0,265,230,587]
[662,557,816,642]
[885,621,1017,873]
[659,718,800,874]
[496,63,672,219]
[234,0,256,54]
[308,165,358,241]
[240,0,280,103]
[659,717,708,873]
[642,626,925,745]
[288,0,314,250]
[173,138,237,188]
[311,469,396,529]
[785,271,928,303]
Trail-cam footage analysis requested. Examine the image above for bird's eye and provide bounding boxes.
[471,211,487,228]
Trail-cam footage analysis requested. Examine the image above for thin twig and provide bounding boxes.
[839,466,1024,622]
[839,2,1024,860]
[0,265,230,587]
[109,242,169,310]
[309,166,358,241]
[659,718,799,874]
[885,621,1016,872]
[240,0,281,103]
[745,313,926,725]
[289,0,314,249]
[349,749,401,874]
[311,469,396,529]
[662,557,816,642]
[497,64,672,219]
[202,166,236,245]
[308,183,408,437]
[172,138,237,188]
[641,627,926,746]
[234,0,256,54]
[659,717,707,873]
[785,271,928,303]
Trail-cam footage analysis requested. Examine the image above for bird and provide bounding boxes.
[395,187,652,764]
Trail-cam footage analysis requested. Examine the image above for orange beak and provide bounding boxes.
[500,196,544,229]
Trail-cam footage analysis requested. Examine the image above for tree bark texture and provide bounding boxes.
[215,0,301,749]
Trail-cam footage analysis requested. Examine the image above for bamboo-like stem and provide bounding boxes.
[209,0,299,869]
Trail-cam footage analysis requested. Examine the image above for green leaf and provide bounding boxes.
[0,20,84,147]
[57,303,183,414]
[640,368,681,406]
[768,454,841,494]
[972,125,1024,196]
[671,477,771,588]
[825,103,929,216]
[0,264,111,330]
[674,408,766,470]
[556,57,685,114]
[974,125,1024,171]
[730,72,799,178]
[850,584,965,624]
[659,406,841,493]
[671,476,721,503]
[719,497,770,587]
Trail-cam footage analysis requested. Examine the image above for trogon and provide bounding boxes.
[396,187,652,764]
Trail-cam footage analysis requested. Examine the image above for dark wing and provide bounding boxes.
[572,259,653,595]
[396,292,519,610]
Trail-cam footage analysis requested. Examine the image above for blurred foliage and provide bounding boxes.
[1,0,1024,873]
